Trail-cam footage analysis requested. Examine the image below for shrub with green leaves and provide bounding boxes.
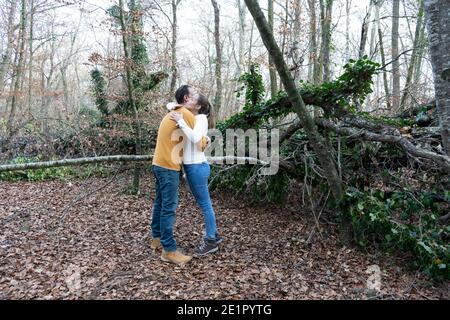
[339,188,449,280]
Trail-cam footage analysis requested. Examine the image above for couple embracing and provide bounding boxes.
[150,85,222,265]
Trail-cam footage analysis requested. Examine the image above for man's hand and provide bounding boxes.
[169,111,183,122]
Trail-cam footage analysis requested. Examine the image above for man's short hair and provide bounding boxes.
[175,85,192,104]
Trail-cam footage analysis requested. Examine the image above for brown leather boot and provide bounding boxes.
[150,238,162,250]
[161,250,192,265]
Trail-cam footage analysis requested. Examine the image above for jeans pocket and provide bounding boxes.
[201,162,211,178]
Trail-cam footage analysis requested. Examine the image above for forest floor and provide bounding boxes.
[0,172,448,300]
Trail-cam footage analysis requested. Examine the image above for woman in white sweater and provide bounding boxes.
[168,94,222,256]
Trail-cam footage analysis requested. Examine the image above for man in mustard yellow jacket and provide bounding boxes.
[150,85,198,265]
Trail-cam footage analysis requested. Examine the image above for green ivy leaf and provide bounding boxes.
[418,241,433,255]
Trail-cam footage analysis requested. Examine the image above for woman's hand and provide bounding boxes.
[198,136,211,151]
[204,136,211,149]
[169,111,183,122]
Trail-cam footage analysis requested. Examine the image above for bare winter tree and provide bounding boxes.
[359,0,374,59]
[291,0,302,81]
[378,18,392,110]
[236,0,246,78]
[268,0,277,97]
[308,0,319,84]
[400,0,424,110]
[233,0,246,114]
[211,0,222,115]
[146,0,181,96]
[319,0,333,82]
[118,0,142,193]
[423,0,450,155]
[7,0,26,134]
[345,0,350,59]
[0,0,18,97]
[391,0,400,111]
[169,0,181,95]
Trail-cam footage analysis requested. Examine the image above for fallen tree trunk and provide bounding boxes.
[316,119,450,173]
[278,118,450,173]
[226,88,448,172]
[0,155,270,173]
[0,155,153,173]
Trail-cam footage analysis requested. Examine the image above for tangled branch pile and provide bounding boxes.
[212,57,449,280]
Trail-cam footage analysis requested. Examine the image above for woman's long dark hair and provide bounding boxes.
[197,94,216,129]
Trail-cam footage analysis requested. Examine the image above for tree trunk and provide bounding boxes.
[392,0,401,111]
[308,0,319,83]
[400,0,424,110]
[248,19,255,73]
[41,18,57,135]
[28,0,35,113]
[319,0,333,82]
[316,119,450,173]
[367,0,381,108]
[60,17,80,119]
[5,49,18,125]
[369,0,380,58]
[118,0,142,194]
[0,155,267,173]
[345,0,350,61]
[268,0,277,97]
[7,0,27,134]
[279,0,289,92]
[359,0,374,58]
[412,20,426,100]
[244,0,344,200]
[378,25,392,110]
[0,0,18,96]
[211,0,222,115]
[292,0,302,81]
[423,0,450,155]
[169,0,180,95]
[237,0,246,77]
[235,0,246,113]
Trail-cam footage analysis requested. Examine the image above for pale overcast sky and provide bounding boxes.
[52,0,430,94]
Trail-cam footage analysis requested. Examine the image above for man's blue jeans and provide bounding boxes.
[183,162,217,241]
[151,165,180,252]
